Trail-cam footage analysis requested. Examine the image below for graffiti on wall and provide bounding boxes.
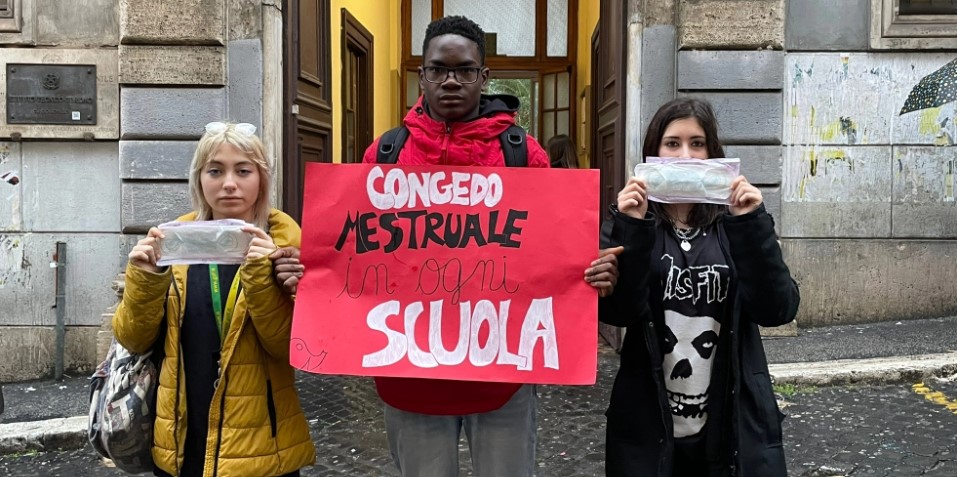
[0,143,16,193]
[0,143,20,231]
[784,53,956,230]
[0,234,26,289]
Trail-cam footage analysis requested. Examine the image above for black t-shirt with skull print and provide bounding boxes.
[658,223,730,440]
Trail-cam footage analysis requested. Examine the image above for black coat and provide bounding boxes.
[599,204,800,477]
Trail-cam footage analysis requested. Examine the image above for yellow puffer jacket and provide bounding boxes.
[113,209,315,477]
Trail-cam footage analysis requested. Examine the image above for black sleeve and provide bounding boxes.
[598,205,658,328]
[722,204,800,327]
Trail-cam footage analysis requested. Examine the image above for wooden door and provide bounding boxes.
[592,0,626,351]
[341,8,374,164]
[283,0,334,221]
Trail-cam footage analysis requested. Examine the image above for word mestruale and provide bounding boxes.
[336,167,528,254]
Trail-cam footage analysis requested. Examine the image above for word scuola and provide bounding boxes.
[335,209,528,254]
[362,298,559,371]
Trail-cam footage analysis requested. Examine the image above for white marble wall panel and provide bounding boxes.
[0,233,124,326]
[0,142,22,231]
[892,146,957,237]
[785,53,957,146]
[21,142,120,232]
[782,145,891,237]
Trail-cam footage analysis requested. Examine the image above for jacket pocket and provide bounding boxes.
[265,379,277,437]
[750,371,784,448]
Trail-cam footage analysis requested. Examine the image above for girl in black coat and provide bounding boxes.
[600,98,800,477]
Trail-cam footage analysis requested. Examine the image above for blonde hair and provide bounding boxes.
[188,122,272,229]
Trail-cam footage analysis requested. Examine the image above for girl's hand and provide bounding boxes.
[244,226,277,260]
[585,246,624,297]
[129,227,164,273]
[729,176,763,216]
[617,178,649,219]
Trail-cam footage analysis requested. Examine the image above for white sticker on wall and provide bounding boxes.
[71,111,80,121]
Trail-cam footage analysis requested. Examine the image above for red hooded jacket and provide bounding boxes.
[361,94,549,415]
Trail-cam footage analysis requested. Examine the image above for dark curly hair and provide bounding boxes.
[423,15,486,63]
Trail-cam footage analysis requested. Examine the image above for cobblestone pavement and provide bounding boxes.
[1,352,955,476]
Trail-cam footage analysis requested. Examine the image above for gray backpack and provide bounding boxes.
[88,339,158,473]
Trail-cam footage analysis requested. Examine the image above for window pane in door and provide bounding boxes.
[444,0,536,57]
[557,72,570,108]
[406,71,420,109]
[543,74,555,109]
[412,0,431,55]
[557,110,569,137]
[543,111,555,144]
[547,0,568,57]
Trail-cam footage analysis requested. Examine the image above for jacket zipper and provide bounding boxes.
[717,222,740,477]
[645,319,673,477]
[441,123,452,163]
[212,373,228,477]
[171,282,184,476]
[646,228,674,476]
[266,379,278,437]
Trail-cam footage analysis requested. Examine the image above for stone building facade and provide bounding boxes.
[623,0,957,329]
[2,0,954,381]
[0,0,272,381]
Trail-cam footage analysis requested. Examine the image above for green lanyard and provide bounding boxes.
[208,264,242,347]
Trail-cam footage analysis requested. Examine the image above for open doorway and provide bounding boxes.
[487,74,538,138]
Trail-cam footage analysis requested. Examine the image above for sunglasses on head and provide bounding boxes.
[204,121,257,136]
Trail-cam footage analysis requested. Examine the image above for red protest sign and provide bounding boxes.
[290,163,599,385]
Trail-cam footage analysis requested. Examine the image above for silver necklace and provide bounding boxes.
[673,225,702,252]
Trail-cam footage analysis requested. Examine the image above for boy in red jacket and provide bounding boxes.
[274,15,620,477]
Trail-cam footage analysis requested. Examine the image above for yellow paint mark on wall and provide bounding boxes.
[809,106,816,128]
[918,107,942,135]
[912,382,957,415]
[791,105,799,118]
[819,122,840,142]
[799,149,816,199]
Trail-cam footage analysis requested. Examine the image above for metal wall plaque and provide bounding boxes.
[6,64,97,125]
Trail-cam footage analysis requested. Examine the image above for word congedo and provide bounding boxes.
[367,166,504,210]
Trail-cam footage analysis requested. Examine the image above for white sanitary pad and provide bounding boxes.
[156,219,253,266]
[634,157,740,205]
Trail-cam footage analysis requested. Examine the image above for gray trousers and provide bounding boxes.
[384,384,537,477]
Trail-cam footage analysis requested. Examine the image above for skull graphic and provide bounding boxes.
[662,309,720,437]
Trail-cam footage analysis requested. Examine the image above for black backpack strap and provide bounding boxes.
[499,125,527,167]
[376,126,410,164]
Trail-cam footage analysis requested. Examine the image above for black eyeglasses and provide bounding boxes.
[422,66,483,84]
